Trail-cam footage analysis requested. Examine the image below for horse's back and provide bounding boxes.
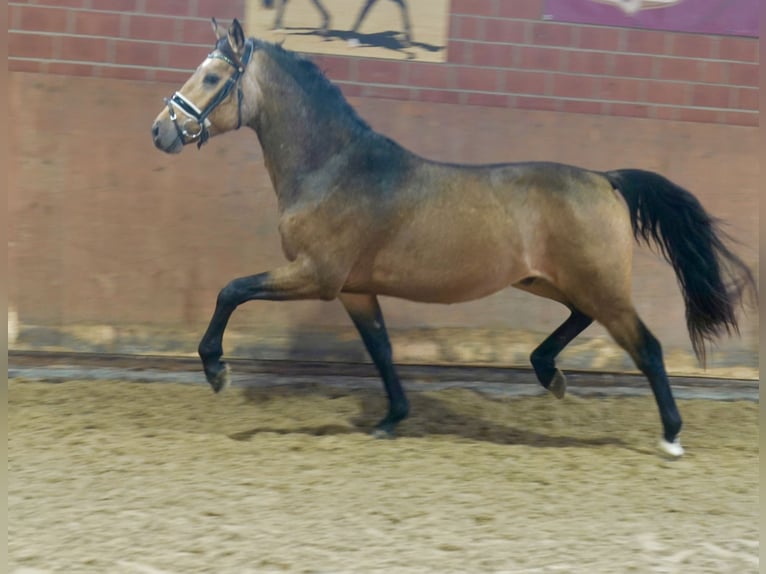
[343,155,632,303]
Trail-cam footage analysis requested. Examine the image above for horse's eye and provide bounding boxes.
[203,73,220,86]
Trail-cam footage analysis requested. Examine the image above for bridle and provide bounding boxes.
[163,38,255,149]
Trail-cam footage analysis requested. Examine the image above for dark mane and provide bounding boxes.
[250,38,372,134]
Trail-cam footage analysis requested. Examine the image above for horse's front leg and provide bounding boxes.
[198,259,330,392]
[340,293,409,437]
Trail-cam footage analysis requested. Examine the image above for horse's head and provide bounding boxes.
[152,18,256,153]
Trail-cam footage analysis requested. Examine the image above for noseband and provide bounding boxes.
[164,38,255,149]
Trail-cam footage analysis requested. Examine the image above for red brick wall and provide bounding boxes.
[7,1,759,124]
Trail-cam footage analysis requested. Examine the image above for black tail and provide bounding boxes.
[604,168,756,363]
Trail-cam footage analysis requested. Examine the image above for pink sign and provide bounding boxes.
[543,0,758,37]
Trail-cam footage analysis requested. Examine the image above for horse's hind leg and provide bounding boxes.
[310,0,331,34]
[598,308,684,456]
[340,293,409,437]
[272,0,288,29]
[530,308,593,398]
[394,0,413,46]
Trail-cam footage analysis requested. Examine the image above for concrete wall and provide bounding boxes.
[8,1,759,378]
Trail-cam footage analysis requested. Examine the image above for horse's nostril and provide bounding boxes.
[152,123,160,138]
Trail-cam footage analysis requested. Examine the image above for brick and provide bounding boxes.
[197,0,245,19]
[624,29,670,55]
[483,18,526,43]
[128,14,176,42]
[310,55,352,83]
[447,14,461,38]
[722,111,758,127]
[735,88,757,111]
[515,95,559,112]
[26,0,84,7]
[357,59,404,85]
[19,5,69,33]
[552,73,599,99]
[607,53,653,78]
[609,102,653,119]
[10,5,21,29]
[497,1,543,19]
[90,0,139,10]
[601,77,645,101]
[669,33,714,58]
[517,46,562,71]
[359,84,412,101]
[74,10,122,37]
[470,43,513,68]
[505,69,548,95]
[405,62,454,89]
[114,39,163,67]
[144,0,194,17]
[456,15,484,41]
[165,43,209,70]
[560,99,605,116]
[8,59,45,73]
[530,22,574,47]
[455,66,500,92]
[718,36,757,62]
[447,40,471,65]
[182,17,216,44]
[644,81,688,105]
[695,60,729,84]
[728,63,758,87]
[465,92,510,107]
[656,57,700,83]
[689,84,731,108]
[98,65,152,82]
[577,26,620,51]
[9,31,55,59]
[450,0,495,16]
[566,50,609,75]
[60,35,109,62]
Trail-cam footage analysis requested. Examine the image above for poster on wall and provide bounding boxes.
[543,0,759,37]
[244,0,450,61]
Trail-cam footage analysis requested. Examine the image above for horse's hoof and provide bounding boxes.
[371,427,395,440]
[208,363,231,393]
[659,437,684,458]
[548,370,567,399]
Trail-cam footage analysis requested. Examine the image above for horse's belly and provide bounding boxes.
[346,235,527,304]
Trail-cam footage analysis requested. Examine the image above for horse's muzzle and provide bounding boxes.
[151,119,184,154]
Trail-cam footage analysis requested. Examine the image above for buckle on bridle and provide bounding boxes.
[163,39,254,150]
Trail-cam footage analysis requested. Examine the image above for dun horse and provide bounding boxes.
[152,19,754,457]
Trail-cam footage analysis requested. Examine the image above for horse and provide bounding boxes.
[271,0,412,46]
[151,18,755,457]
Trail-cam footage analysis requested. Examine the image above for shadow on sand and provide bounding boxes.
[229,383,629,451]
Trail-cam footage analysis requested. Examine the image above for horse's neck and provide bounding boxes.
[252,90,360,207]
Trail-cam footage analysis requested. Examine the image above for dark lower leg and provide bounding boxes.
[272,0,287,28]
[393,0,412,42]
[198,263,322,391]
[530,309,592,395]
[311,0,331,29]
[632,322,683,443]
[351,0,377,33]
[341,293,408,436]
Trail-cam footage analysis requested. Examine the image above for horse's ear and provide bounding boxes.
[227,18,246,54]
[211,17,227,40]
